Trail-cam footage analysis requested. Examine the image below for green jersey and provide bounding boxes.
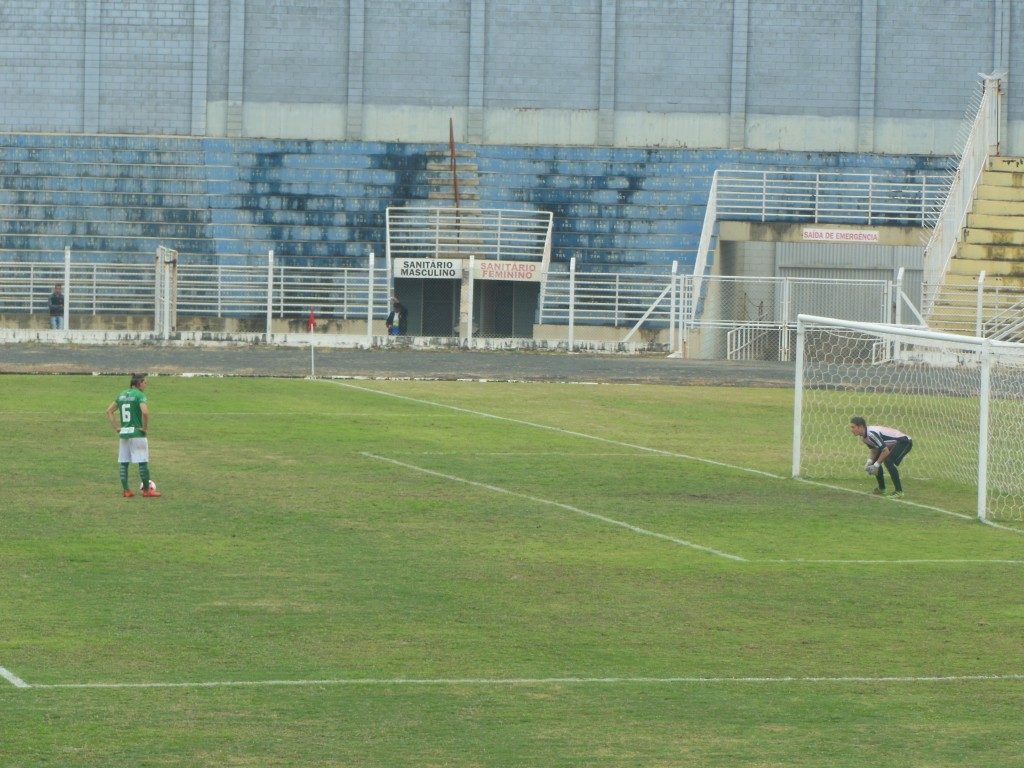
[114,387,147,438]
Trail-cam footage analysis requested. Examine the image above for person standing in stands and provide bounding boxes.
[106,373,162,498]
[48,283,64,329]
[386,295,408,335]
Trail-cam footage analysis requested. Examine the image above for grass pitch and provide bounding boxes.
[1,374,1023,767]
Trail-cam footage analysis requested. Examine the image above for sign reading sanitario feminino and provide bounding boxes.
[474,260,542,282]
[393,259,460,278]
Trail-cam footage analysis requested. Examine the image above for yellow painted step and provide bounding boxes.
[948,257,1024,279]
[974,198,1024,216]
[966,212,1024,230]
[979,169,1024,188]
[975,183,1024,202]
[964,228,1024,246]
[988,156,1024,173]
[958,243,1024,260]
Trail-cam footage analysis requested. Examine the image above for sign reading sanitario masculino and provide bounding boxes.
[393,259,460,278]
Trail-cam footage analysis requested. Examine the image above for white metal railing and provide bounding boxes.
[0,261,392,321]
[0,260,154,315]
[930,278,1024,339]
[539,266,676,327]
[689,173,719,325]
[386,206,553,264]
[922,73,1004,317]
[1,255,908,358]
[690,167,943,326]
[985,299,1024,341]
[714,169,946,226]
[172,263,390,320]
[727,323,781,361]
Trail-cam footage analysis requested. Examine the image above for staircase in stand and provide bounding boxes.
[426,148,480,204]
[928,156,1024,338]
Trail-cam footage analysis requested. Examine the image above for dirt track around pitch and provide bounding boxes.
[0,343,794,387]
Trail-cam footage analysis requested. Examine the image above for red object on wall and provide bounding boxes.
[307,309,316,332]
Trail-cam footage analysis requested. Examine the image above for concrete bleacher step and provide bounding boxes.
[426,161,478,173]
[957,243,1024,261]
[964,227,1024,246]
[988,156,1024,174]
[427,190,481,201]
[974,183,1024,200]
[947,257,1024,280]
[0,132,948,269]
[973,198,1024,217]
[966,212,1024,230]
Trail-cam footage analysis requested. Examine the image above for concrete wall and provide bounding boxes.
[0,0,1019,154]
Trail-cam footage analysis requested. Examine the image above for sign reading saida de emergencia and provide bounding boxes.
[801,227,879,243]
[393,258,460,278]
[473,260,543,282]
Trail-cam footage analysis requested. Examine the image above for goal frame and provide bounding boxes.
[792,314,1024,522]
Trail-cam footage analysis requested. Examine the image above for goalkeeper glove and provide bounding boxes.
[865,461,879,475]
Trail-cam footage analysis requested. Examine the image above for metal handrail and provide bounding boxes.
[689,167,943,327]
[714,169,947,225]
[386,206,553,264]
[922,74,1003,317]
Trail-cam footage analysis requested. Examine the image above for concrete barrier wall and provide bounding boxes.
[0,1,1018,154]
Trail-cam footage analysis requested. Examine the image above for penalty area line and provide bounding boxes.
[0,666,30,688]
[331,381,783,480]
[361,452,747,562]
[330,381,1024,540]
[24,672,1024,691]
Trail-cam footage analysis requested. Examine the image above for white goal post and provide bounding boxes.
[792,314,1024,523]
[154,245,179,340]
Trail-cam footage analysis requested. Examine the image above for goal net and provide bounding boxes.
[792,314,1024,523]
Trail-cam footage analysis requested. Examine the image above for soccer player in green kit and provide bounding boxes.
[106,373,162,498]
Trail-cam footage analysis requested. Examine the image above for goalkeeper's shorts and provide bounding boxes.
[888,438,912,466]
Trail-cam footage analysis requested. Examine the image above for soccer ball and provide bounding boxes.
[140,480,157,492]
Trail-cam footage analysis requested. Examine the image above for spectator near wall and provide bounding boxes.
[48,284,64,330]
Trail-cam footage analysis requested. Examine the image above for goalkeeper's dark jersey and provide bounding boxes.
[862,425,910,451]
[113,387,147,438]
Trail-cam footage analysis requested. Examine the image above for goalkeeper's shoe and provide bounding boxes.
[871,487,887,495]
[122,489,135,498]
[889,491,904,499]
[142,488,162,498]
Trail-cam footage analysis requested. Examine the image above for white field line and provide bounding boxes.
[762,558,1024,565]
[366,453,1024,567]
[410,451,671,457]
[797,478,1024,536]
[0,666,30,688]
[362,452,747,562]
[333,381,1024,538]
[0,411,458,418]
[332,381,783,480]
[22,672,1024,691]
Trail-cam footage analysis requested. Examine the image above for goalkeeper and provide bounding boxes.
[849,416,913,498]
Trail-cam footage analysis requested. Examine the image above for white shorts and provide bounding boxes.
[118,437,150,464]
